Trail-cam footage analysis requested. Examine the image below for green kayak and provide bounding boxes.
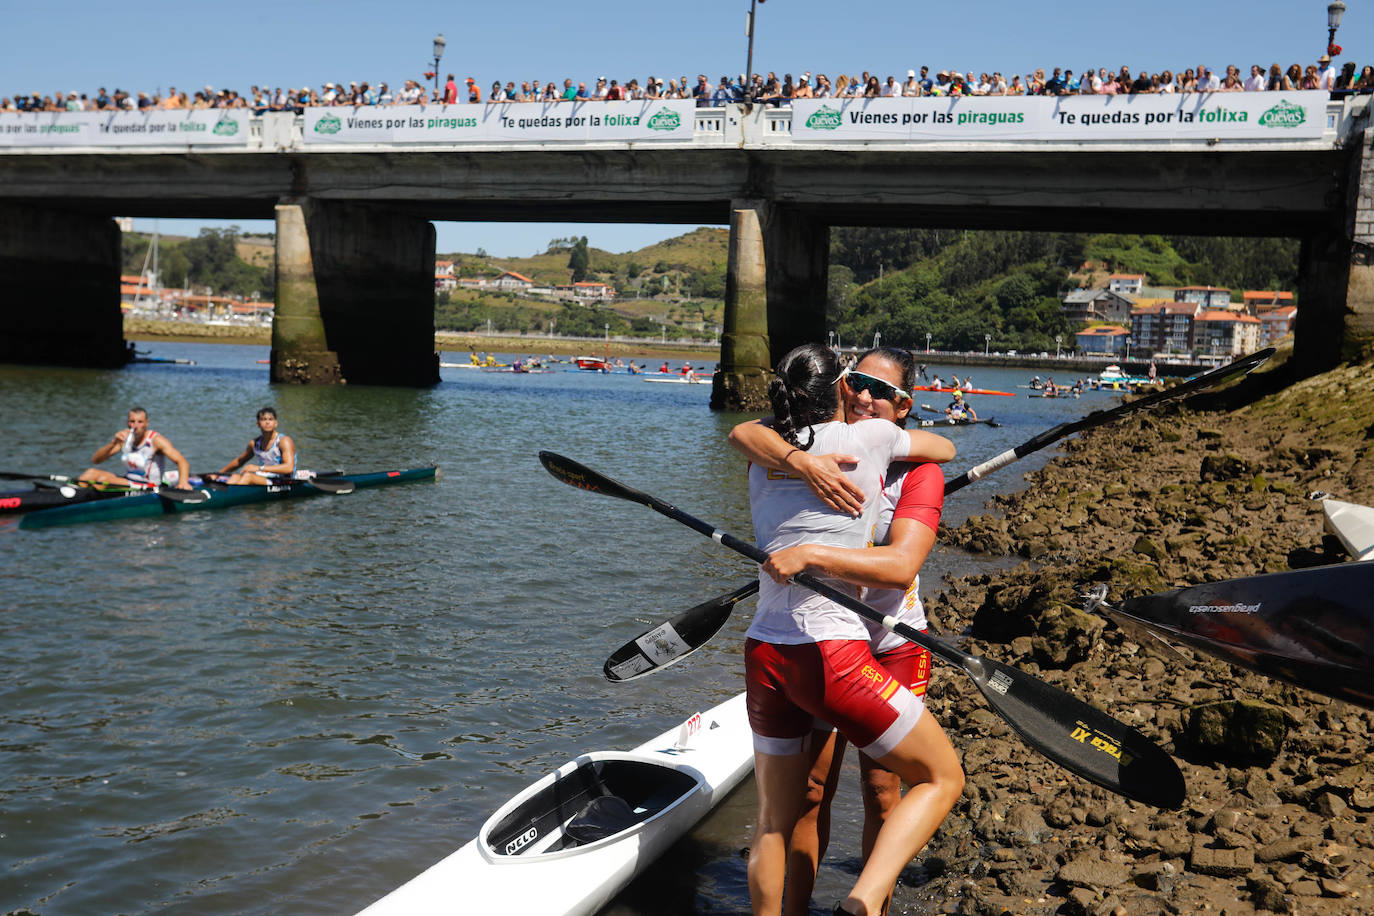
[19,468,437,529]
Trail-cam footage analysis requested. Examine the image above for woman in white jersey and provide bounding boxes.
[79,406,192,490]
[216,407,297,485]
[731,343,961,916]
[733,346,962,916]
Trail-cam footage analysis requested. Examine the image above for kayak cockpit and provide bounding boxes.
[482,756,700,859]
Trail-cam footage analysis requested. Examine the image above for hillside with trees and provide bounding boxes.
[826,229,1299,352]
[121,223,1299,350]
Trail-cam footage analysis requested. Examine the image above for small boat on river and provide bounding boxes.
[19,467,437,529]
[356,691,753,916]
[573,356,609,371]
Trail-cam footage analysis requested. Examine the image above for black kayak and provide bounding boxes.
[1088,561,1374,710]
[0,482,132,515]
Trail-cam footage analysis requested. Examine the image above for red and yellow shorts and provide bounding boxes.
[744,638,924,758]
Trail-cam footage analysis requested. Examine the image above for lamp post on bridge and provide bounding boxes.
[873,331,881,350]
[828,330,834,350]
[1055,334,1063,359]
[1327,0,1346,56]
[984,333,991,357]
[431,33,446,98]
[925,332,931,354]
[744,0,762,103]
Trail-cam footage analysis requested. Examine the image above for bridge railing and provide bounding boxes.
[0,95,1364,153]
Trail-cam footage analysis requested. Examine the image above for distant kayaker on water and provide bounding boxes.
[946,389,977,421]
[79,406,192,491]
[216,407,298,485]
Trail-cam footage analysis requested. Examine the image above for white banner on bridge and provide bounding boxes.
[0,110,252,147]
[790,91,1328,141]
[302,99,696,144]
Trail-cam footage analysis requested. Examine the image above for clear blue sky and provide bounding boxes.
[3,0,1354,256]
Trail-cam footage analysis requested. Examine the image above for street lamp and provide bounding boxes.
[1328,0,1346,55]
[828,330,834,350]
[432,33,446,98]
[925,332,931,354]
[984,333,991,356]
[744,0,760,102]
[873,331,881,349]
[1055,334,1063,359]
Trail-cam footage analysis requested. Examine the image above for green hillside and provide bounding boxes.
[826,229,1300,353]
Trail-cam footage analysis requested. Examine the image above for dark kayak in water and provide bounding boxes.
[20,467,438,529]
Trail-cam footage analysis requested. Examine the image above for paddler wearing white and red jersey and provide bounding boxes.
[78,406,192,491]
[217,406,297,485]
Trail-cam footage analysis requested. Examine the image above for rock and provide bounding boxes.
[1190,840,1256,877]
[1031,605,1104,668]
[1002,804,1049,847]
[1184,699,1289,763]
[1246,875,1291,912]
[1256,836,1316,863]
[1131,535,1161,559]
[1058,855,1129,888]
[1315,791,1349,819]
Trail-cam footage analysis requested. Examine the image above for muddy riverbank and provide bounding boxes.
[888,349,1374,915]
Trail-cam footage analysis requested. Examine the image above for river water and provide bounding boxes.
[0,345,1110,915]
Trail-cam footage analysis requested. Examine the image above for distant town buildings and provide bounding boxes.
[1107,273,1145,295]
[1061,288,1134,325]
[1173,286,1232,309]
[438,260,617,301]
[1065,278,1297,358]
[1075,325,1130,355]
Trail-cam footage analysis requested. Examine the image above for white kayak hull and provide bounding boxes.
[644,376,705,385]
[1323,497,1374,561]
[356,692,753,916]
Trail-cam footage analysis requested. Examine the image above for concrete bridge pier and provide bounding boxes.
[1294,126,1374,376]
[711,201,829,411]
[272,199,438,386]
[0,204,126,368]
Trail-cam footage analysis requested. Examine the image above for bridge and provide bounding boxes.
[1,92,1369,404]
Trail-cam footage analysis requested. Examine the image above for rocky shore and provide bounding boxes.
[891,352,1374,915]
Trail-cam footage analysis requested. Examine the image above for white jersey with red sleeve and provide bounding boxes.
[863,461,944,653]
[746,418,913,645]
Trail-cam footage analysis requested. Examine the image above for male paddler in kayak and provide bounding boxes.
[216,407,298,485]
[945,389,977,421]
[78,406,192,490]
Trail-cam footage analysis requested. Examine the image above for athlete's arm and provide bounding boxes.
[154,435,193,490]
[729,417,864,516]
[762,463,943,589]
[218,444,253,475]
[900,428,956,463]
[761,516,936,590]
[92,429,128,464]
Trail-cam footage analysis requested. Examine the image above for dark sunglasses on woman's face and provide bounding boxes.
[842,369,911,403]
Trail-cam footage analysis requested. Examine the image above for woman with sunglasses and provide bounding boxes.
[729,345,963,916]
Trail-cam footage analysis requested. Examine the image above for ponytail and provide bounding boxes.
[768,343,842,450]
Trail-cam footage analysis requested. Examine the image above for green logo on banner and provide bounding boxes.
[805,105,842,130]
[212,117,239,137]
[1258,99,1306,129]
[647,108,681,131]
[315,113,342,135]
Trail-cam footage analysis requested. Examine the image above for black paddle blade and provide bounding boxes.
[539,451,652,507]
[158,487,211,505]
[1115,562,1374,711]
[967,654,1186,809]
[604,580,761,682]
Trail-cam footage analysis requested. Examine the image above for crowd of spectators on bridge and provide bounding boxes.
[5,54,1374,115]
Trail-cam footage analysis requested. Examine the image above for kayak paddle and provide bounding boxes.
[540,450,1186,809]
[604,348,1276,682]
